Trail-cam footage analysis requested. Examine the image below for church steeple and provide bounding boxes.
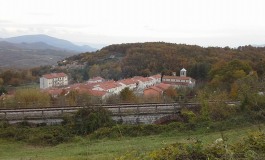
[180,68,186,77]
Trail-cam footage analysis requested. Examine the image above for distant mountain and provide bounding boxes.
[0,41,78,68]
[1,34,97,52]
[0,41,63,50]
[76,42,108,50]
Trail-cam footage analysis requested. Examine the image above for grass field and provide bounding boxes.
[0,123,264,160]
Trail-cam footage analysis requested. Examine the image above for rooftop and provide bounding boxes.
[42,72,67,79]
[95,81,121,90]
[117,78,137,85]
[88,76,105,82]
[133,76,152,82]
[162,75,192,80]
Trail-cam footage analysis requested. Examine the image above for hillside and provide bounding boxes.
[0,41,77,68]
[61,42,265,81]
[0,34,99,68]
[2,34,97,52]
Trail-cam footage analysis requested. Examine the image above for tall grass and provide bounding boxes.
[0,124,263,160]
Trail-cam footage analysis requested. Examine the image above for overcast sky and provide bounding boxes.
[0,0,264,47]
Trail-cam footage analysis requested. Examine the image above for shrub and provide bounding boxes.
[66,107,114,135]
[0,125,73,146]
[14,88,51,108]
[148,142,207,160]
[27,126,73,146]
[116,131,265,160]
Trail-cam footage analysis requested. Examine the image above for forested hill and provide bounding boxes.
[60,42,265,81]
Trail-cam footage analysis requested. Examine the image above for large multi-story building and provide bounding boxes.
[40,73,68,89]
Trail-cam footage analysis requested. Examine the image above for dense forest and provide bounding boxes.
[59,42,265,84]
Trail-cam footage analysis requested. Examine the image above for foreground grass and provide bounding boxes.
[0,123,264,160]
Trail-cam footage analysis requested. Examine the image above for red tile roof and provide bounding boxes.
[87,90,107,97]
[65,84,107,97]
[42,72,67,79]
[144,86,164,97]
[150,74,161,79]
[43,83,107,98]
[155,83,171,90]
[117,78,137,85]
[149,86,163,92]
[145,83,170,92]
[95,81,121,90]
[133,76,152,82]
[162,81,190,86]
[162,75,191,80]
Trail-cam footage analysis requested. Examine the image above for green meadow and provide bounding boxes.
[0,124,263,160]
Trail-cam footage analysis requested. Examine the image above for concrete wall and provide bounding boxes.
[112,113,172,124]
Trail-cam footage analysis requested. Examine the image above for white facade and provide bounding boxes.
[118,82,136,90]
[87,77,105,84]
[92,82,123,95]
[162,69,195,88]
[137,79,154,89]
[180,68,187,77]
[149,75,161,84]
[40,73,68,89]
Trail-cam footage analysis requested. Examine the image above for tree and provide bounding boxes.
[235,73,261,111]
[119,87,136,103]
[0,78,3,86]
[88,64,101,78]
[230,82,239,99]
[14,88,51,107]
[254,59,265,81]
[0,86,7,96]
[190,63,210,81]
[164,87,178,101]
[65,90,79,106]
[209,60,252,90]
[69,107,114,135]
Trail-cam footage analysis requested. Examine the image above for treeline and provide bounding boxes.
[0,69,36,87]
[0,66,66,88]
[61,43,265,83]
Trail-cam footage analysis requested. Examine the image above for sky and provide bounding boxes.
[0,0,265,47]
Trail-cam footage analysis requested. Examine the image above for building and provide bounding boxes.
[40,73,68,89]
[133,76,153,89]
[143,83,171,98]
[149,74,162,84]
[92,81,124,94]
[117,78,138,90]
[87,76,105,84]
[162,68,195,88]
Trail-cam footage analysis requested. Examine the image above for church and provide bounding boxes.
[161,68,195,88]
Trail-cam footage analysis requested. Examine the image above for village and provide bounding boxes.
[40,68,196,102]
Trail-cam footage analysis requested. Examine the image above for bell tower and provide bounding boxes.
[180,68,186,77]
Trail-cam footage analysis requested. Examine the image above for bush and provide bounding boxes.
[0,125,73,146]
[64,107,114,135]
[233,131,265,158]
[14,88,51,108]
[148,142,207,160]
[116,130,265,160]
[27,126,73,146]
[115,130,265,160]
